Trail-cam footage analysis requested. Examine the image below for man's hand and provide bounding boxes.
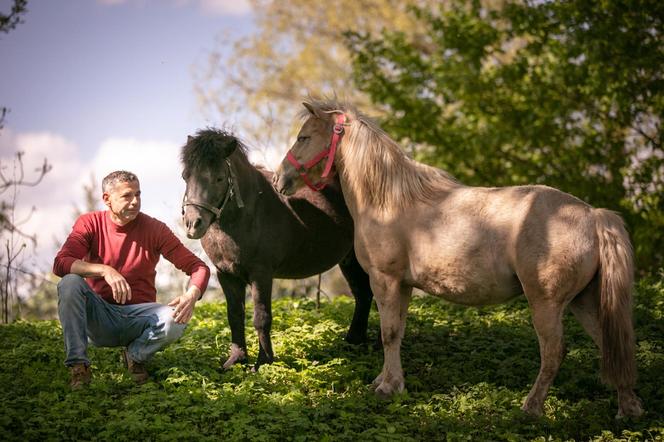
[168,286,200,324]
[102,266,132,304]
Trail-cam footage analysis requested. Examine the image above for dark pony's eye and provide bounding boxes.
[297,136,309,143]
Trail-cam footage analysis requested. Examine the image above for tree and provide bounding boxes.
[1,0,28,131]
[348,0,663,272]
[0,152,51,322]
[195,0,435,155]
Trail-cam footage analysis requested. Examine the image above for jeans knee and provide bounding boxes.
[160,314,186,343]
[57,274,88,303]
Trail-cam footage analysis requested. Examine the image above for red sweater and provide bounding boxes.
[53,211,210,305]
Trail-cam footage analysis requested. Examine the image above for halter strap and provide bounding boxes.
[182,158,244,221]
[286,113,346,191]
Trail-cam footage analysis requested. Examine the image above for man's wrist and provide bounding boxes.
[187,286,202,301]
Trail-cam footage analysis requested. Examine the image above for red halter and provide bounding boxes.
[286,113,346,191]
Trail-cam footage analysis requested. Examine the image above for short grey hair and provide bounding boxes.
[102,170,139,193]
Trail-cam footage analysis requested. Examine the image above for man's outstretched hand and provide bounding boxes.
[168,286,201,324]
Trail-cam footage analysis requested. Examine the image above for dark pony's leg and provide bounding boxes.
[251,273,274,370]
[338,248,373,345]
[219,271,249,369]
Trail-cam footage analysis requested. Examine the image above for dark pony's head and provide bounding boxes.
[181,128,244,172]
[181,128,246,239]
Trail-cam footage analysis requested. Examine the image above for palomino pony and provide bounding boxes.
[273,100,643,418]
[181,128,373,370]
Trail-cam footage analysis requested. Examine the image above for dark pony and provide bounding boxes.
[181,128,373,369]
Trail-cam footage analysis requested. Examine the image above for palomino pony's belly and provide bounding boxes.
[407,259,523,306]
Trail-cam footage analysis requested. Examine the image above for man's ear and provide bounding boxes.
[102,192,111,208]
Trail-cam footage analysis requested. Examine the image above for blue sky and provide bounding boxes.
[0,0,254,269]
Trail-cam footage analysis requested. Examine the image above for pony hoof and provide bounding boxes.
[372,373,384,388]
[374,378,404,399]
[521,402,544,417]
[344,333,368,346]
[222,344,247,369]
[616,400,644,419]
[374,383,393,400]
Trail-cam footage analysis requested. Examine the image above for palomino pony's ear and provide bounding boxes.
[302,102,327,120]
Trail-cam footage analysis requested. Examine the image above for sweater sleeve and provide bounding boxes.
[157,222,210,295]
[53,215,93,276]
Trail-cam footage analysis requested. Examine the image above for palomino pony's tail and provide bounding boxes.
[594,208,637,388]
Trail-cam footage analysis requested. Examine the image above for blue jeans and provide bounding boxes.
[57,274,186,367]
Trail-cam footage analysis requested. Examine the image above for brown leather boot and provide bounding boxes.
[69,363,91,390]
[121,349,149,384]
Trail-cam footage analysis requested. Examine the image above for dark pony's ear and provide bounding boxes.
[220,136,239,158]
[303,102,326,120]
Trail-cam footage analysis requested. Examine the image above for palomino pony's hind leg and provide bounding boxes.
[522,298,567,416]
[338,248,373,344]
[371,274,412,398]
[569,276,643,418]
[219,272,249,369]
[568,276,602,347]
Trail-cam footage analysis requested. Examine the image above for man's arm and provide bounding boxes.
[69,259,132,304]
[53,215,133,304]
[157,222,210,323]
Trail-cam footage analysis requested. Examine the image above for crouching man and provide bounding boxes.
[53,170,210,389]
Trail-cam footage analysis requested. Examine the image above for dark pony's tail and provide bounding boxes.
[594,208,637,388]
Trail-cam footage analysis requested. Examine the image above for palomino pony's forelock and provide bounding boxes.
[305,99,460,212]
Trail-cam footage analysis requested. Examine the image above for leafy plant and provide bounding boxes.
[1,280,663,440]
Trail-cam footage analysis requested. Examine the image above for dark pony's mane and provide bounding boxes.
[180,128,249,171]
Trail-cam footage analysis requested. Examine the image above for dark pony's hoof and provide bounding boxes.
[222,344,247,369]
[344,333,368,346]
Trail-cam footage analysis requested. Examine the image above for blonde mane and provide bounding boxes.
[303,98,460,212]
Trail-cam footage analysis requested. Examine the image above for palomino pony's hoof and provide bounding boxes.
[616,399,644,419]
[520,402,544,417]
[373,377,404,400]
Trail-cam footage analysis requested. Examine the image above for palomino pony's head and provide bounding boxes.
[181,128,244,239]
[275,100,455,212]
[274,101,349,195]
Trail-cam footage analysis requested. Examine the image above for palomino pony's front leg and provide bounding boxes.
[251,275,274,371]
[219,272,249,369]
[371,272,412,398]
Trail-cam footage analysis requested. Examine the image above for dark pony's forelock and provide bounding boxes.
[180,127,247,171]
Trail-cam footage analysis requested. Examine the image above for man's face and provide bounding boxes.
[103,180,141,225]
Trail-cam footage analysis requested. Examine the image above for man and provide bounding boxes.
[53,170,210,389]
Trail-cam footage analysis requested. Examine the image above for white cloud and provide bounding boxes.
[90,137,185,224]
[0,129,86,269]
[198,0,251,16]
[0,131,188,270]
[97,0,252,16]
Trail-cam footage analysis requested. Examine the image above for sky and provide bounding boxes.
[0,0,255,272]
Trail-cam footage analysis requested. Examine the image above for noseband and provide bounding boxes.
[286,113,346,191]
[182,158,244,221]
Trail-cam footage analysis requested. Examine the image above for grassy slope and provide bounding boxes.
[1,279,662,441]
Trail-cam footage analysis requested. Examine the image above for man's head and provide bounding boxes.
[102,170,141,225]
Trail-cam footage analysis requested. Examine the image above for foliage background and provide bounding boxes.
[346,0,663,272]
[2,279,663,441]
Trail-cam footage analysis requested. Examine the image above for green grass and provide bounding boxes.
[2,279,663,441]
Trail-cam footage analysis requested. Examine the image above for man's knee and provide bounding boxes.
[57,274,88,302]
[158,310,186,343]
